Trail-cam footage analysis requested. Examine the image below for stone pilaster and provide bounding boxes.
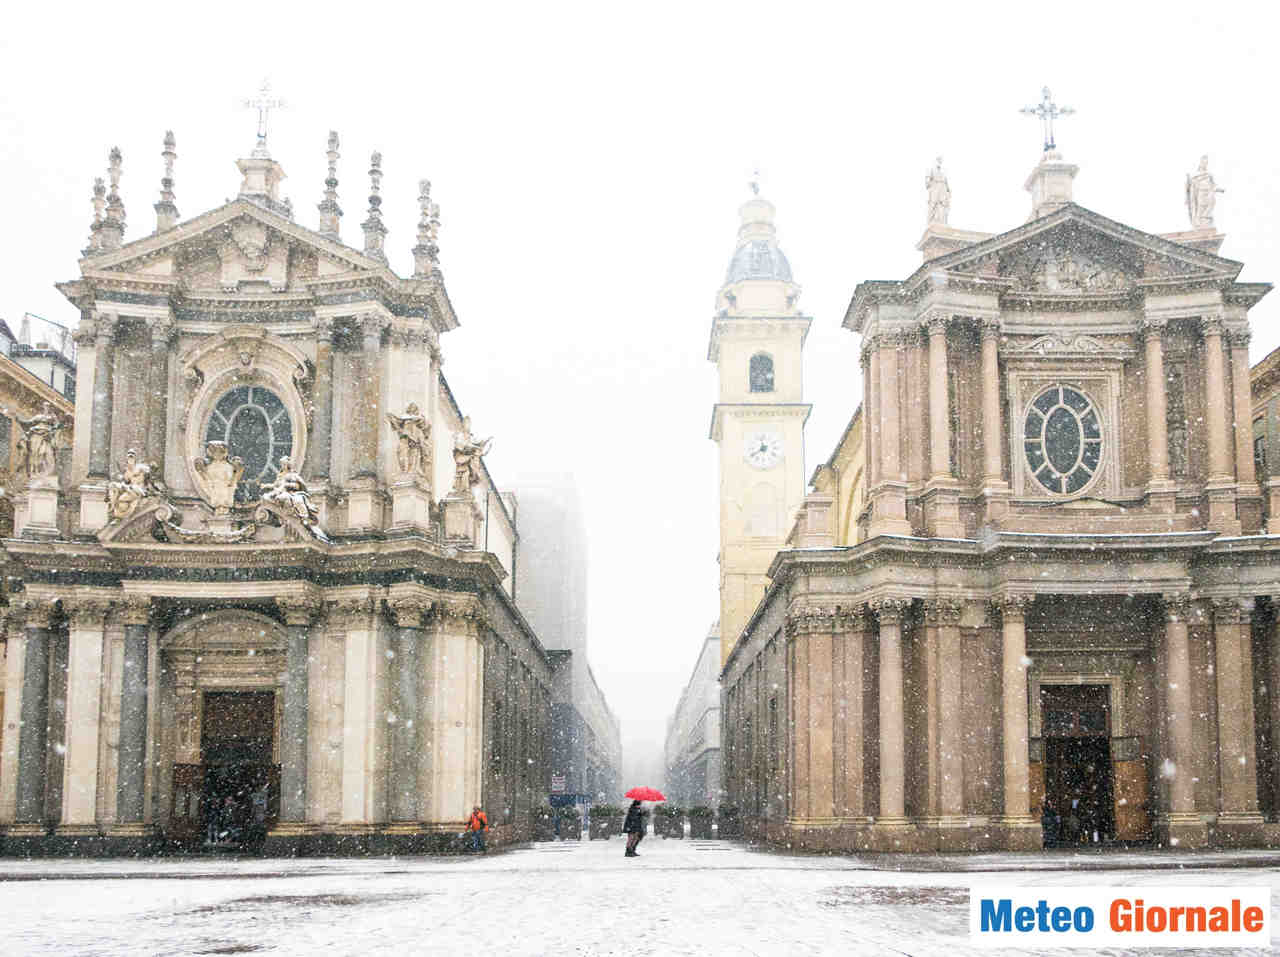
[346,314,386,531]
[1201,315,1240,533]
[1211,597,1264,844]
[275,595,322,829]
[921,314,963,539]
[925,597,966,845]
[785,604,837,834]
[978,318,1009,524]
[834,607,867,822]
[145,316,174,476]
[58,597,113,834]
[113,597,151,831]
[1156,593,1207,847]
[13,601,53,831]
[308,317,335,483]
[866,334,911,538]
[388,596,431,823]
[0,610,26,826]
[1229,329,1262,531]
[422,596,487,827]
[870,597,911,846]
[1141,317,1175,510]
[86,314,118,479]
[330,594,386,826]
[995,595,1040,848]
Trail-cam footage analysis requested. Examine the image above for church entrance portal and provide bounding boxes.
[199,691,279,848]
[1041,684,1114,846]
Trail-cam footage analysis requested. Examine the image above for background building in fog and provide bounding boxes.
[515,475,622,806]
[664,621,721,807]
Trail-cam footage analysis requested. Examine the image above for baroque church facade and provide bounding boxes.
[718,133,1280,851]
[0,124,555,854]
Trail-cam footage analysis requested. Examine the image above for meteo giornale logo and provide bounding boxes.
[968,885,1269,949]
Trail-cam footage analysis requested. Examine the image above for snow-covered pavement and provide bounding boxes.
[3,839,1280,955]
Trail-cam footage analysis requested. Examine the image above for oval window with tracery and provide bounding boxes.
[1023,384,1102,494]
[204,385,293,502]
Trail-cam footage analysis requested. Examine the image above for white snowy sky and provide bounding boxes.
[3,1,1278,782]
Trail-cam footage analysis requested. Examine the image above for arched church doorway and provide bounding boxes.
[1041,684,1114,846]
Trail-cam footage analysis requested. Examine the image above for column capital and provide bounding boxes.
[145,314,176,345]
[869,596,911,625]
[1198,313,1225,336]
[785,603,836,637]
[979,317,1001,342]
[428,594,488,633]
[94,311,120,344]
[923,596,964,627]
[994,593,1034,623]
[388,595,433,628]
[1139,315,1168,339]
[1228,328,1252,349]
[920,310,952,335]
[327,594,378,624]
[116,595,152,626]
[63,595,115,628]
[357,312,388,349]
[277,594,323,625]
[1162,593,1194,623]
[18,598,53,630]
[314,316,336,342]
[1211,596,1253,626]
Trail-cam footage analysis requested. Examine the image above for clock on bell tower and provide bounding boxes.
[708,184,811,664]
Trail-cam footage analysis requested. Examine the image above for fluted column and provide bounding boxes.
[924,314,952,481]
[998,595,1034,824]
[1141,317,1171,486]
[59,597,112,831]
[979,319,1003,484]
[86,314,118,478]
[115,597,151,827]
[145,316,174,475]
[872,598,910,825]
[1202,316,1232,482]
[1212,598,1262,831]
[308,318,335,482]
[277,595,321,826]
[388,596,430,823]
[14,602,53,826]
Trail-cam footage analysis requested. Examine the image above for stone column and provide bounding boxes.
[308,317,335,482]
[276,595,321,828]
[997,595,1038,846]
[349,314,385,481]
[1229,329,1262,531]
[787,605,836,834]
[1211,597,1264,842]
[86,314,118,478]
[1270,607,1280,819]
[867,334,911,537]
[58,597,112,833]
[13,602,53,829]
[1158,594,1206,846]
[1141,318,1171,489]
[422,596,486,826]
[1202,316,1232,479]
[834,607,866,820]
[388,596,429,823]
[924,314,952,481]
[979,320,1003,478]
[115,597,151,828]
[333,595,386,825]
[871,597,910,835]
[928,598,965,832]
[144,316,174,475]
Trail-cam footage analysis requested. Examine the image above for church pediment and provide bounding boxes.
[927,205,1241,293]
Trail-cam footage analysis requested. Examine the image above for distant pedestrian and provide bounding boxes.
[623,800,647,857]
[466,805,488,853]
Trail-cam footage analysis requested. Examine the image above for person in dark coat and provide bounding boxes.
[623,800,647,857]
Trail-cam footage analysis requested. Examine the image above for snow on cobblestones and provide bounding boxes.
[2,840,1279,955]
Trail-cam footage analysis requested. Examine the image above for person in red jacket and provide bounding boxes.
[466,806,488,852]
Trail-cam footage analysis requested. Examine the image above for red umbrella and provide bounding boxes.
[625,786,666,802]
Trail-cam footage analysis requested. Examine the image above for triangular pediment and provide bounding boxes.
[915,204,1241,294]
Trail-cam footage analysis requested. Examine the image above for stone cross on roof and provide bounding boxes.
[242,80,285,158]
[1020,86,1075,153]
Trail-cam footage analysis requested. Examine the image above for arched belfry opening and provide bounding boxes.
[749,353,774,393]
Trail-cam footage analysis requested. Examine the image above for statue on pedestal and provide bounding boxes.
[926,157,951,225]
[1185,155,1223,229]
[451,417,492,494]
[261,455,321,528]
[15,402,67,478]
[107,449,159,519]
[193,440,245,514]
[386,402,431,478]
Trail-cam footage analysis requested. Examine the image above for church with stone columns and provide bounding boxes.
[0,124,555,854]
[719,140,1280,852]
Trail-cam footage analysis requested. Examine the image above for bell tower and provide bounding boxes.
[708,184,811,664]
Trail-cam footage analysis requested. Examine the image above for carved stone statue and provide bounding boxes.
[925,156,950,225]
[451,416,493,494]
[15,402,67,478]
[261,455,321,527]
[193,440,245,514]
[386,402,431,478]
[107,449,155,520]
[1185,155,1223,229]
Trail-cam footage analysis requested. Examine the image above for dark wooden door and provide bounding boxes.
[170,763,205,845]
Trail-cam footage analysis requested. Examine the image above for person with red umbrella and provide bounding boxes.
[622,787,665,858]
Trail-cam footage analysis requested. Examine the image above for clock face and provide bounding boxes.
[743,431,783,470]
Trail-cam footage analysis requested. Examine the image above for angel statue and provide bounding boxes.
[193,440,245,514]
[107,449,156,520]
[16,402,67,478]
[261,455,321,528]
[386,402,431,478]
[451,417,493,494]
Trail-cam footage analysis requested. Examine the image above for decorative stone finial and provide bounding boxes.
[84,177,107,256]
[412,179,440,278]
[1185,154,1223,229]
[100,147,126,250]
[925,156,950,225]
[362,151,388,263]
[317,130,342,240]
[154,130,179,233]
